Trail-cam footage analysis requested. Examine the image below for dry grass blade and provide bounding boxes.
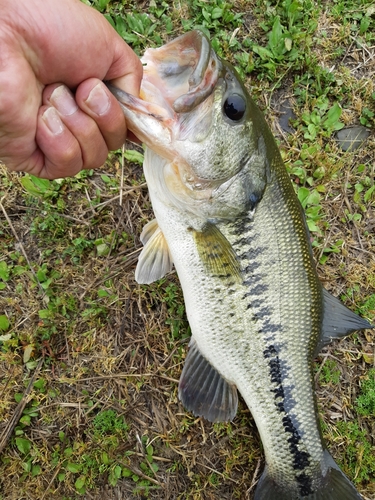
[0,195,45,297]
[0,358,43,453]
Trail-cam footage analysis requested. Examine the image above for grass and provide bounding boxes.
[1,0,374,498]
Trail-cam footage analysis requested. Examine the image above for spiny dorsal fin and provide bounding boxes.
[193,223,241,280]
[178,337,238,423]
[317,288,374,353]
[135,221,173,284]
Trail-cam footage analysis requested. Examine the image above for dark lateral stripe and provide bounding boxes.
[263,344,314,496]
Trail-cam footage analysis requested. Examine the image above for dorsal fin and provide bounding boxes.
[316,288,374,353]
[135,221,173,284]
[178,337,238,422]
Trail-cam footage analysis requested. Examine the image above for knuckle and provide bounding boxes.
[98,148,109,166]
[80,119,99,141]
[84,143,108,169]
[58,139,82,168]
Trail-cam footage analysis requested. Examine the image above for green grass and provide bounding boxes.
[355,369,375,417]
[1,0,374,498]
[317,359,341,386]
[334,421,375,484]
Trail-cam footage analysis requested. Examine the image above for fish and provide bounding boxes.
[107,30,373,499]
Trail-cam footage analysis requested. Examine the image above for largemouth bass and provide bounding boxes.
[107,31,373,499]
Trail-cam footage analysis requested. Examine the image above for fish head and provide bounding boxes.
[109,30,274,218]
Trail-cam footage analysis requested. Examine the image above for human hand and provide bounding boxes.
[0,0,143,179]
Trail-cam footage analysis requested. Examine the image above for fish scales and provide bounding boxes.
[107,30,373,499]
[178,162,324,493]
[143,105,325,494]
[224,156,325,492]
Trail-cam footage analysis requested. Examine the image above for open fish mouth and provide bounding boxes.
[140,30,221,114]
[108,30,221,124]
[107,31,235,197]
[107,31,254,208]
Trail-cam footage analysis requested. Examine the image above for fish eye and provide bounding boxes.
[223,94,246,121]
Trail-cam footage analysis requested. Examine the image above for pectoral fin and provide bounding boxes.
[193,223,241,280]
[316,288,374,353]
[135,221,173,284]
[139,218,159,245]
[178,337,238,423]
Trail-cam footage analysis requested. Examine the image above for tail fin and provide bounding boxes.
[254,453,363,500]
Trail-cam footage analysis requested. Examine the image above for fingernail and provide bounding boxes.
[85,83,110,115]
[50,85,78,116]
[42,107,64,135]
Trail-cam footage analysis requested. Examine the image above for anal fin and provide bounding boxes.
[178,337,238,423]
